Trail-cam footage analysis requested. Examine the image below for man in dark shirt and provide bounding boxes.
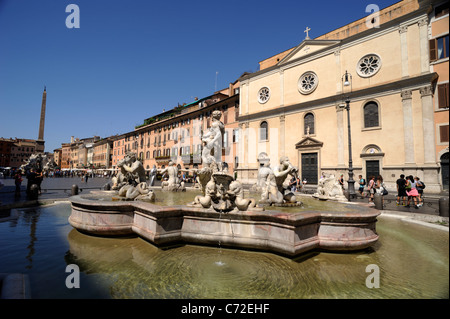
[396,174,407,206]
[26,168,37,196]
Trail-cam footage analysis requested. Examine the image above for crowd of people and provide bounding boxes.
[288,176,307,192]
[353,174,425,209]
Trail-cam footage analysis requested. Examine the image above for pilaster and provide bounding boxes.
[401,90,414,164]
[399,25,409,78]
[418,18,429,74]
[420,85,436,164]
[336,104,345,167]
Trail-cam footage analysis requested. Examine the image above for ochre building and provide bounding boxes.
[237,0,449,192]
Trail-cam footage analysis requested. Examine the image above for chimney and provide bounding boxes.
[71,136,74,143]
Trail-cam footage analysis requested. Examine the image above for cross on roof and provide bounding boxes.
[304,26,311,40]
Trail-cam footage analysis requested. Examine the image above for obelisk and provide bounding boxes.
[36,86,46,153]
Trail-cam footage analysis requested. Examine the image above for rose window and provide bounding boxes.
[258,87,270,104]
[357,54,381,77]
[298,71,318,95]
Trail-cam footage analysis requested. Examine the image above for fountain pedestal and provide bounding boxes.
[69,194,379,257]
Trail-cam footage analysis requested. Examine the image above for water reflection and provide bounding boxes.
[65,216,448,299]
[0,202,448,299]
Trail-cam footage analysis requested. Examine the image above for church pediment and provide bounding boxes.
[278,39,340,66]
[295,136,323,149]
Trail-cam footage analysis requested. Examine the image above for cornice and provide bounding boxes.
[237,73,437,123]
[239,7,430,83]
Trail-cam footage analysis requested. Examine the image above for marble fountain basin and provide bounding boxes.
[68,191,379,257]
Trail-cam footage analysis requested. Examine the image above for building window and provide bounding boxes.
[438,83,449,109]
[364,102,379,128]
[233,129,239,143]
[435,2,449,19]
[260,121,268,141]
[298,71,318,94]
[356,54,381,78]
[304,113,315,135]
[440,125,449,143]
[430,35,449,61]
[258,87,270,104]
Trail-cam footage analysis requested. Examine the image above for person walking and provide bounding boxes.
[374,175,386,207]
[415,176,425,207]
[396,174,407,206]
[35,168,44,195]
[26,168,37,196]
[14,170,23,198]
[338,174,345,190]
[367,176,375,203]
[358,175,366,198]
[289,176,297,192]
[405,175,419,209]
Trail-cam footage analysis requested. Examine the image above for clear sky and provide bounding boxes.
[0,0,399,152]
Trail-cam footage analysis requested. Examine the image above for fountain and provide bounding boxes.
[68,110,379,257]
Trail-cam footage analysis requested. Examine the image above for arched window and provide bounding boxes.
[364,102,379,128]
[260,121,268,141]
[304,113,315,135]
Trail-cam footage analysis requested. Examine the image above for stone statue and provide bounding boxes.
[111,152,155,202]
[111,158,128,190]
[118,182,155,201]
[201,110,224,169]
[160,161,185,191]
[21,153,56,173]
[313,173,347,201]
[273,156,298,203]
[149,165,157,186]
[192,179,216,208]
[188,110,259,212]
[195,166,213,194]
[257,155,302,206]
[122,152,147,184]
[229,180,257,211]
[251,152,270,192]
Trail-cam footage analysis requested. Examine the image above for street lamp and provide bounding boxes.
[342,71,356,201]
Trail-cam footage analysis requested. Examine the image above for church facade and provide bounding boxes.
[236,0,449,192]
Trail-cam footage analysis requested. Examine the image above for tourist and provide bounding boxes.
[85,172,89,183]
[338,174,345,190]
[358,175,366,197]
[289,176,297,192]
[14,170,23,197]
[367,176,375,203]
[35,168,44,195]
[396,174,407,206]
[405,175,419,209]
[415,176,425,207]
[374,175,386,206]
[26,168,37,195]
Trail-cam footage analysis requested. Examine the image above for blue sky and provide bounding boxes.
[0,0,399,152]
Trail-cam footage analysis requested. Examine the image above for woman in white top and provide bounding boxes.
[367,176,376,203]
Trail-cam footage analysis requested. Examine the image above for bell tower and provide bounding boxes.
[36,86,46,153]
